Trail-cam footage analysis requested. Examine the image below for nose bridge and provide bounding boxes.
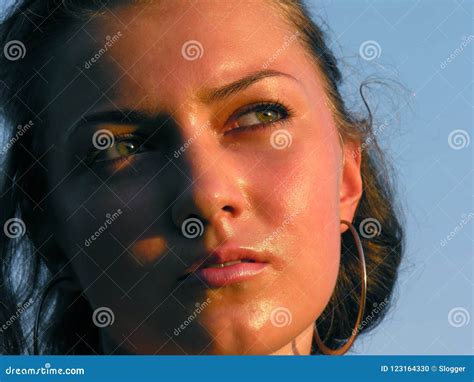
[171,123,246,232]
[174,107,217,183]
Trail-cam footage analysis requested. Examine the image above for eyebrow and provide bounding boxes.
[64,110,162,142]
[65,69,297,141]
[198,69,298,103]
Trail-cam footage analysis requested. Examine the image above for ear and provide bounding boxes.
[339,139,363,233]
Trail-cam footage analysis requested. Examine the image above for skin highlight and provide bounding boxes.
[35,0,363,355]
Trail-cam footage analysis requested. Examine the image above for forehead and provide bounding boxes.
[100,0,301,75]
[47,0,320,106]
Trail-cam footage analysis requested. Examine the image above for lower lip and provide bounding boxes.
[181,262,268,288]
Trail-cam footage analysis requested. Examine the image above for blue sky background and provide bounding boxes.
[307,0,472,355]
[0,0,472,355]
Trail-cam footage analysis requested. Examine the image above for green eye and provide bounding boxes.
[114,140,140,158]
[86,135,147,165]
[231,102,290,131]
[256,109,280,123]
[99,138,143,162]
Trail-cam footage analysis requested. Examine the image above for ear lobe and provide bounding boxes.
[339,139,363,232]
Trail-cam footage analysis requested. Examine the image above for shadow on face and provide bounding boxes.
[34,0,361,354]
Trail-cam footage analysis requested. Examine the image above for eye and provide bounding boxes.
[227,102,292,133]
[85,134,148,165]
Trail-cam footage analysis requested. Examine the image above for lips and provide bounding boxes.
[204,259,255,268]
[178,247,270,287]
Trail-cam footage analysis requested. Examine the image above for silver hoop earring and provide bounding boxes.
[313,219,367,355]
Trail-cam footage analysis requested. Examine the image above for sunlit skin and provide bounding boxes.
[38,0,362,354]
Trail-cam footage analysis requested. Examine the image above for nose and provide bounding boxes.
[171,139,247,240]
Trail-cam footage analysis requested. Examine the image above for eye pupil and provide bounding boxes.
[257,109,278,123]
[225,102,291,136]
[116,141,138,156]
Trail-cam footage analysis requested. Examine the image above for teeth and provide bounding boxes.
[206,260,242,268]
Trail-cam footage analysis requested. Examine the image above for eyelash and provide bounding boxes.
[225,100,294,134]
[83,133,146,167]
[84,100,294,166]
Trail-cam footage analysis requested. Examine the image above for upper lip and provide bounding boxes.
[178,246,269,279]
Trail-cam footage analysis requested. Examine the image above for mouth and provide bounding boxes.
[203,259,256,268]
[177,248,269,288]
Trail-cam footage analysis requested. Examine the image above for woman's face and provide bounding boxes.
[40,0,362,354]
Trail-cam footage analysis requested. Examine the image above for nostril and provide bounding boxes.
[222,205,234,213]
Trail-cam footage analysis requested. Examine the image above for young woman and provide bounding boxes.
[0,0,403,355]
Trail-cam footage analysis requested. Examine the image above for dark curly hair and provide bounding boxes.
[0,0,404,354]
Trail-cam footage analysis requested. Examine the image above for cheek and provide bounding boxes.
[46,160,195,346]
[246,131,342,328]
[45,156,182,292]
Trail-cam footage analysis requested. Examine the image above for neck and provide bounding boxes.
[270,323,314,355]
